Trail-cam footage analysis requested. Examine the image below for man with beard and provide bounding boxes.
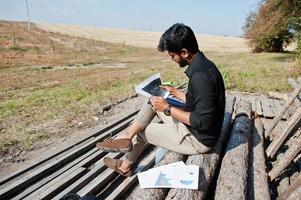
[97,23,225,177]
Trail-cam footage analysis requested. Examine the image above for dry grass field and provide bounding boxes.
[37,23,249,53]
[0,20,300,161]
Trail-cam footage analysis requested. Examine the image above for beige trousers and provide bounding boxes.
[126,101,211,163]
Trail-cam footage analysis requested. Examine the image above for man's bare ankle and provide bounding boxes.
[115,132,131,140]
[120,159,133,172]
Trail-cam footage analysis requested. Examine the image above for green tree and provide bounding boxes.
[244,0,301,53]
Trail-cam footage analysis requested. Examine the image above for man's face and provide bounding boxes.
[168,51,188,68]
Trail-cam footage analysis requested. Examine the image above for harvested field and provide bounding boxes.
[37,23,250,53]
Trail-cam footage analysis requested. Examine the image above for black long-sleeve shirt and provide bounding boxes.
[184,51,225,147]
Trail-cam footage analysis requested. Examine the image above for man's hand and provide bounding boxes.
[160,85,176,95]
[160,85,186,102]
[150,96,169,112]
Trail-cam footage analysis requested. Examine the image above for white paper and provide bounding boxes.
[138,162,199,189]
[134,73,185,108]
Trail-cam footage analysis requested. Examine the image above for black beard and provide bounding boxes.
[178,59,188,68]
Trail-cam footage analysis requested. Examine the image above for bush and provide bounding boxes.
[244,0,301,53]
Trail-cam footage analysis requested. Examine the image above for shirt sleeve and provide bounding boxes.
[189,72,217,131]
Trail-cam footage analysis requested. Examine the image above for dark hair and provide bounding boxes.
[157,23,199,54]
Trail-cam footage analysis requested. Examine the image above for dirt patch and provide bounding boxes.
[0,95,147,178]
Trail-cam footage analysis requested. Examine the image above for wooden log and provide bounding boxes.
[275,153,289,196]
[247,117,270,200]
[163,96,236,200]
[266,108,301,158]
[265,83,301,137]
[124,151,184,200]
[215,100,251,200]
[278,173,301,200]
[269,131,301,181]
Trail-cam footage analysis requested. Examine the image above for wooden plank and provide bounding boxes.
[268,98,277,116]
[104,150,156,199]
[233,95,241,115]
[215,100,251,200]
[23,148,108,200]
[53,152,122,200]
[265,83,301,137]
[263,118,286,140]
[250,96,256,112]
[275,153,290,196]
[294,154,301,171]
[278,173,301,200]
[165,96,236,200]
[261,97,274,118]
[11,147,100,200]
[266,108,301,158]
[289,164,299,185]
[273,99,288,120]
[0,114,135,200]
[255,97,263,116]
[287,78,301,107]
[268,131,301,181]
[77,145,153,197]
[76,165,118,197]
[26,167,87,200]
[0,110,139,186]
[247,117,270,200]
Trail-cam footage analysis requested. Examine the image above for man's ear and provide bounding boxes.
[180,48,189,58]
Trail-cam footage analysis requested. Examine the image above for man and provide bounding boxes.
[97,23,225,177]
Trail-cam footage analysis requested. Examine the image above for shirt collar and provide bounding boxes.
[184,51,203,78]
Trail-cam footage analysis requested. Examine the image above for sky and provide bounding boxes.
[0,0,258,37]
